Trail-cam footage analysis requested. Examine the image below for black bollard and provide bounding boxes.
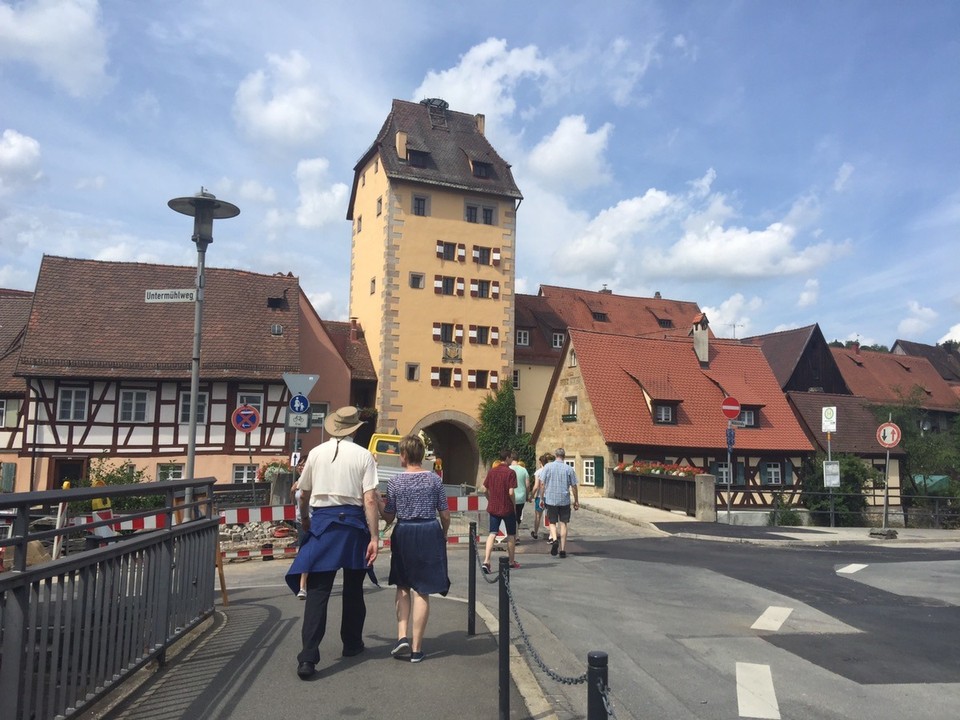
[499,556,510,720]
[587,650,609,719]
[468,521,477,636]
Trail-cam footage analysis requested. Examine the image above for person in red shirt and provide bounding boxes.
[481,448,520,573]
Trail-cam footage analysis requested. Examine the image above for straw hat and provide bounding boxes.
[324,406,365,437]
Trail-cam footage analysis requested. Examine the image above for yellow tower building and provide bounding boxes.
[346,99,523,485]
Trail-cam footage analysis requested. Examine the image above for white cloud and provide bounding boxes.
[0,0,109,97]
[75,175,104,190]
[797,278,819,308]
[234,51,328,147]
[413,38,554,130]
[939,324,960,344]
[526,115,612,194]
[306,290,338,320]
[294,157,349,229]
[688,168,716,199]
[833,162,854,192]
[701,294,762,338]
[0,129,43,194]
[897,300,937,337]
[601,36,657,107]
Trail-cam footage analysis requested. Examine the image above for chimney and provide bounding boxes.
[475,114,485,135]
[395,130,407,159]
[654,291,662,299]
[349,317,359,342]
[691,313,710,365]
[599,284,612,294]
[852,341,860,355]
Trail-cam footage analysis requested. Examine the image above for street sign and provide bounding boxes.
[822,406,837,433]
[145,288,196,303]
[282,373,319,397]
[232,404,260,433]
[286,409,311,430]
[289,394,310,414]
[823,460,841,488]
[876,422,902,449]
[726,427,736,449]
[721,396,741,420]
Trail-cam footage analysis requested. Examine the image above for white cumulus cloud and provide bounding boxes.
[0,129,43,194]
[833,162,854,192]
[295,157,349,229]
[897,300,937,337]
[701,294,762,338]
[798,278,819,308]
[527,115,612,194]
[939,324,960,344]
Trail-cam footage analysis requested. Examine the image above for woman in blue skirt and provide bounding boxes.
[379,435,450,663]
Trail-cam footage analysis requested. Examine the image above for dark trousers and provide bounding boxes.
[298,567,367,664]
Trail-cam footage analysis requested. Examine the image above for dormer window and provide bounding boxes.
[408,150,428,168]
[653,403,676,424]
[592,311,609,322]
[473,161,492,178]
[657,318,673,329]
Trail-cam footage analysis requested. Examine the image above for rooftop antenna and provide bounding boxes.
[726,323,744,339]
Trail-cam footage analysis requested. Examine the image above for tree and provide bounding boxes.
[800,452,877,526]
[475,383,534,468]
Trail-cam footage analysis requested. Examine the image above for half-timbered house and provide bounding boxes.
[0,289,33,491]
[7,256,373,492]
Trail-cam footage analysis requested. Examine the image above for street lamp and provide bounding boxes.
[168,189,240,492]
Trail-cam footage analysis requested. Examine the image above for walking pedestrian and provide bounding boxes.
[285,407,380,680]
[290,479,308,599]
[529,452,553,540]
[510,452,530,530]
[540,448,579,559]
[379,435,451,664]
[481,448,519,573]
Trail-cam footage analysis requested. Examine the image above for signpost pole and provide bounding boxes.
[827,431,834,528]
[882,413,892,530]
[726,435,732,523]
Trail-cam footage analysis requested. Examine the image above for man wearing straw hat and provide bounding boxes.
[285,406,380,679]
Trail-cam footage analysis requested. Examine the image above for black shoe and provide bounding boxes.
[481,563,491,574]
[559,550,567,559]
[297,661,316,679]
[409,651,425,663]
[391,637,411,656]
[550,540,559,557]
[342,643,365,657]
[530,531,538,540]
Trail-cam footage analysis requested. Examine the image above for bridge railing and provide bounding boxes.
[0,478,217,720]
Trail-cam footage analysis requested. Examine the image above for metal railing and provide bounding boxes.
[0,479,218,720]
[612,472,696,516]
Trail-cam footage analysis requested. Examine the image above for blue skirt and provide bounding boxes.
[285,505,378,594]
[388,519,450,596]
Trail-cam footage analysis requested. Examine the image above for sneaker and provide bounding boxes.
[297,589,307,600]
[530,531,538,540]
[559,551,567,559]
[391,637,411,656]
[509,562,521,569]
[409,651,425,663]
[481,563,491,575]
[550,540,559,557]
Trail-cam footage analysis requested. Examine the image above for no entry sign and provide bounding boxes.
[721,396,741,420]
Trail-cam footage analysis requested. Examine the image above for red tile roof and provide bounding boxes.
[569,329,812,452]
[830,347,958,412]
[17,256,304,380]
[0,289,33,393]
[321,320,377,381]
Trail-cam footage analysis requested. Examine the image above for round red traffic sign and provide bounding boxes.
[232,404,261,433]
[721,396,741,420]
[876,421,901,449]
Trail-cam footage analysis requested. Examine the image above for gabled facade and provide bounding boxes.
[5,256,372,493]
[346,98,522,485]
[0,289,33,490]
[534,319,813,498]
[514,285,704,445]
[742,324,849,394]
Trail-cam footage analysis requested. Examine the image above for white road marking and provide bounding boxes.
[751,606,793,632]
[736,662,781,719]
[836,563,868,574]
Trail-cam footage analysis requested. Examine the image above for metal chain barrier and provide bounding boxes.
[470,531,504,584]
[596,676,618,719]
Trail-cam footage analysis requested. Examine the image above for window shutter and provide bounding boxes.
[430,367,440,386]
[458,243,466,261]
[736,462,745,485]
[490,371,499,389]
[472,246,480,263]
[467,370,477,389]
[468,325,478,343]
[453,369,462,388]
[492,247,501,266]
[433,322,442,341]
[436,241,444,259]
[594,456,604,489]
[456,278,465,296]
[470,279,478,297]
[491,327,499,345]
[434,275,443,294]
[492,281,500,299]
[455,324,464,343]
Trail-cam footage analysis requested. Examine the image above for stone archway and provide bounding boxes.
[411,410,481,489]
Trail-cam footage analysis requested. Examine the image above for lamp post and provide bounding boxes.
[168,189,240,501]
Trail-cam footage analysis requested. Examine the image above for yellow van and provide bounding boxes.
[368,434,435,492]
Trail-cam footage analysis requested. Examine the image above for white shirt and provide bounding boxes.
[297,437,377,507]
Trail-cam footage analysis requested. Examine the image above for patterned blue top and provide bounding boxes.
[384,471,449,520]
[541,460,578,506]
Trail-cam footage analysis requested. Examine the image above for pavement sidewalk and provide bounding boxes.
[580,496,960,547]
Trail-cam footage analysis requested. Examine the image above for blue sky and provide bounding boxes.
[1,0,958,346]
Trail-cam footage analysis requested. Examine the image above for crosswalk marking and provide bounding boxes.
[736,662,781,719]
[836,563,868,574]
[751,606,793,632]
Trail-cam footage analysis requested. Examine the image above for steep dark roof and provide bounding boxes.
[16,256,303,380]
[347,98,522,218]
[0,289,33,393]
[321,320,377,382]
[742,325,817,389]
[892,339,960,384]
[787,392,906,457]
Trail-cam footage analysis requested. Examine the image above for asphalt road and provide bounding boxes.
[472,510,960,720]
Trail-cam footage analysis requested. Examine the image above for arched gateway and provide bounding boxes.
[411,410,482,489]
